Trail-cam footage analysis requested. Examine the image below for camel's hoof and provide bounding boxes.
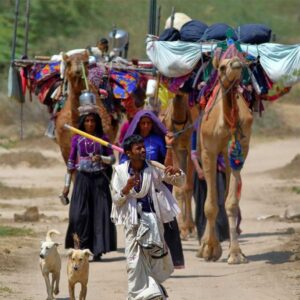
[180,227,190,241]
[197,241,222,261]
[227,252,248,264]
[54,287,59,295]
[188,226,196,238]
[180,231,189,241]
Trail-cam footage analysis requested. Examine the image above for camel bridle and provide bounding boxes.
[218,59,243,95]
[218,59,244,136]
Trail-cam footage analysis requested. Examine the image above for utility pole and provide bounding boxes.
[156,5,161,36]
[148,0,157,35]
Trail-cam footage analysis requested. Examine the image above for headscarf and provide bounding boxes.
[122,110,167,143]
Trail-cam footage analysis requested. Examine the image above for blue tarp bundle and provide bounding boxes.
[159,28,181,41]
[201,23,237,41]
[180,20,208,42]
[237,24,272,44]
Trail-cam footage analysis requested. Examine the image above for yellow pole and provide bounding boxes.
[64,124,124,153]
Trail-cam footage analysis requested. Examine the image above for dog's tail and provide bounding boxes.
[73,233,80,249]
[46,229,61,242]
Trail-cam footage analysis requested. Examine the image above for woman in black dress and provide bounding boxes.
[62,112,117,261]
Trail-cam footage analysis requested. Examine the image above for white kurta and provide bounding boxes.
[111,160,185,300]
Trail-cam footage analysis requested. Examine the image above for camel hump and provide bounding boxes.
[46,229,61,242]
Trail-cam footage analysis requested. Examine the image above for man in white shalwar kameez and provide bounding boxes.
[111,135,185,300]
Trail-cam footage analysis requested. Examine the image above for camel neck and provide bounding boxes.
[68,77,85,95]
[221,87,238,130]
[67,78,85,127]
[172,94,188,124]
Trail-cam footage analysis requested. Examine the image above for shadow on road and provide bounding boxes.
[182,247,198,252]
[247,250,294,264]
[117,247,125,253]
[91,256,126,263]
[171,274,223,279]
[241,230,293,239]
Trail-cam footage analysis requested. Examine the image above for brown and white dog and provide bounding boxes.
[39,229,61,300]
[67,234,93,300]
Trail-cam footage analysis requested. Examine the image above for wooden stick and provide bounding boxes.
[170,7,175,28]
[154,71,161,106]
[13,59,155,74]
[34,56,51,60]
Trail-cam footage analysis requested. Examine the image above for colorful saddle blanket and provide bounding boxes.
[32,61,60,83]
[110,70,139,99]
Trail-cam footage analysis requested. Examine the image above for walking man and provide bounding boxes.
[111,134,185,299]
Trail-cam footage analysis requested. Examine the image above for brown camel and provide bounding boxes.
[162,92,197,239]
[198,47,253,264]
[55,50,116,164]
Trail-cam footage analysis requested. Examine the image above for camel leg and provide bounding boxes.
[172,148,188,239]
[226,120,252,264]
[183,187,194,236]
[55,129,71,164]
[174,187,188,240]
[198,151,222,261]
[174,149,195,240]
[225,102,252,264]
[184,155,195,236]
[225,170,248,264]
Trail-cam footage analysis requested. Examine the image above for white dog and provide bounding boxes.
[40,229,61,300]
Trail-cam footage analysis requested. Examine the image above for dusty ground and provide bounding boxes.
[0,123,300,299]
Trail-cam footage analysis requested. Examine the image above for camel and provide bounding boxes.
[162,92,197,239]
[197,46,253,264]
[55,50,116,163]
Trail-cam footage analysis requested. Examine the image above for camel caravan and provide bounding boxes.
[10,12,300,266]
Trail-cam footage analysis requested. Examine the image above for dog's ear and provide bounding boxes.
[83,249,93,257]
[67,249,74,257]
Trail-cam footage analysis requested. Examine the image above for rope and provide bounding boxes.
[173,123,194,139]
[81,62,89,91]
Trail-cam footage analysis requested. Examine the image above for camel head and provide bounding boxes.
[63,50,89,81]
[213,47,244,88]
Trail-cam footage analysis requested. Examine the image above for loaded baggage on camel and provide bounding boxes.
[145,11,300,262]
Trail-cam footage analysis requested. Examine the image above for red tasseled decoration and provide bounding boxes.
[199,96,206,110]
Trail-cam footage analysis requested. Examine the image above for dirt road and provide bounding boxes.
[0,136,300,300]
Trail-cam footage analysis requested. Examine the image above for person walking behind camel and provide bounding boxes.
[111,134,185,300]
[62,111,117,262]
[120,110,185,268]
